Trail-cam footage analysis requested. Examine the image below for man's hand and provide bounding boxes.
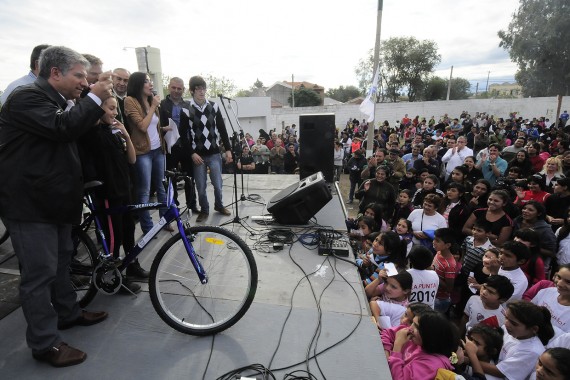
[90,71,114,101]
[191,153,204,165]
[226,150,233,164]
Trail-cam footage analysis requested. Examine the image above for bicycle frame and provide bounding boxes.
[81,172,208,284]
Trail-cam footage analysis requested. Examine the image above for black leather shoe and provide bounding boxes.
[58,310,108,330]
[126,261,149,280]
[33,342,87,367]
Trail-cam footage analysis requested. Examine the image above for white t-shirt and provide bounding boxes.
[407,209,448,244]
[555,228,570,265]
[407,268,439,309]
[497,330,544,380]
[546,332,570,349]
[531,287,570,338]
[498,267,528,301]
[464,295,506,332]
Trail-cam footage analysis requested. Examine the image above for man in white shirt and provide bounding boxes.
[441,136,473,180]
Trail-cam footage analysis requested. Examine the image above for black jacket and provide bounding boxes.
[0,77,103,224]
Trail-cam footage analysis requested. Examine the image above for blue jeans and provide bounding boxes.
[135,148,167,234]
[434,297,451,314]
[193,153,224,213]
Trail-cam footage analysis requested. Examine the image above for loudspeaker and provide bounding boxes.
[267,172,332,225]
[299,114,335,182]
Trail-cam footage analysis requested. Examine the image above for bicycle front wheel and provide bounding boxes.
[149,226,257,335]
[70,227,99,308]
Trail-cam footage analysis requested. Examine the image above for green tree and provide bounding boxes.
[235,78,265,98]
[449,78,471,100]
[288,87,321,107]
[422,76,471,101]
[202,73,237,98]
[355,37,441,102]
[423,76,447,101]
[383,37,441,102]
[498,0,570,97]
[326,85,362,102]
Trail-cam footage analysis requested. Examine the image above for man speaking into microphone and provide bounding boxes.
[179,75,232,223]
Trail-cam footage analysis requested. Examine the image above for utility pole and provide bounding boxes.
[486,71,491,93]
[367,0,383,158]
[291,74,295,108]
[446,66,453,101]
[475,82,479,98]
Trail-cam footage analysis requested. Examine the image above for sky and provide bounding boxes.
[0,0,521,95]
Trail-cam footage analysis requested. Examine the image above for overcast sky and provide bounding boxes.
[0,0,521,94]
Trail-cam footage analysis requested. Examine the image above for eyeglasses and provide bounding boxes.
[194,86,207,92]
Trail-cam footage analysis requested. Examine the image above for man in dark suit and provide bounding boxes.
[0,46,112,367]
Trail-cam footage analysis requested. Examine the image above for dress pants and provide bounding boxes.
[3,218,80,352]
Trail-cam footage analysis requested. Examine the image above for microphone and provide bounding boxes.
[151,90,160,110]
[218,94,233,101]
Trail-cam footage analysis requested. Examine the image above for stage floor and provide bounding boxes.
[0,174,392,380]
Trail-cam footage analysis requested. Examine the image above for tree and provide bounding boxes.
[423,76,447,101]
[382,37,441,102]
[326,85,362,102]
[235,78,265,98]
[288,87,321,107]
[202,73,237,98]
[422,76,471,101]
[498,0,570,97]
[355,37,441,102]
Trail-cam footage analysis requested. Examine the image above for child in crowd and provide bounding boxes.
[498,241,530,301]
[467,248,502,293]
[388,311,459,380]
[530,347,570,380]
[411,174,446,207]
[381,302,433,358]
[531,264,570,339]
[399,168,418,193]
[457,220,494,312]
[366,271,413,329]
[391,189,415,227]
[432,228,458,313]
[514,228,546,287]
[461,220,494,277]
[394,218,413,256]
[356,232,378,279]
[349,215,377,247]
[479,300,554,380]
[461,323,505,380]
[460,275,514,337]
[362,231,407,284]
[406,246,439,309]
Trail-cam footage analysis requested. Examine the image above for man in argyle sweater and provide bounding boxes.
[180,76,232,223]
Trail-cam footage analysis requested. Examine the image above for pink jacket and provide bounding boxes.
[389,341,453,380]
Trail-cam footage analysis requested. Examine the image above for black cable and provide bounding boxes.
[201,334,216,380]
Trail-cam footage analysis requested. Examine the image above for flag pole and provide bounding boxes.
[366,0,383,158]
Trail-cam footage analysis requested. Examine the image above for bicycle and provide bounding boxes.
[70,170,258,336]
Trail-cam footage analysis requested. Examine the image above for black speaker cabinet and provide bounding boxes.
[267,172,332,224]
[299,114,335,183]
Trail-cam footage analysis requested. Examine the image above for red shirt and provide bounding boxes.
[432,252,456,300]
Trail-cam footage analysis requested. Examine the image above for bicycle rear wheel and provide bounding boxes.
[149,226,257,335]
[70,227,99,308]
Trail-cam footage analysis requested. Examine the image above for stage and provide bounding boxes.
[0,174,392,380]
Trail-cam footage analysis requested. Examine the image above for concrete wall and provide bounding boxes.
[215,96,271,139]
[227,96,570,139]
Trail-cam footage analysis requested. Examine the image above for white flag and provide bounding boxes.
[359,65,380,123]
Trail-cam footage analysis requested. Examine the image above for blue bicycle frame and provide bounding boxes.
[82,172,208,284]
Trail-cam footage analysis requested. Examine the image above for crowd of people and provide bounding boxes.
[343,112,570,379]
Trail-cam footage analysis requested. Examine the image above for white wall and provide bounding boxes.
[225,96,570,139]
[215,96,271,139]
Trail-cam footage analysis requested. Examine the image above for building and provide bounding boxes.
[265,80,325,107]
[488,82,523,98]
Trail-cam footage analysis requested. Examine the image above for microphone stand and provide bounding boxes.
[217,95,258,235]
